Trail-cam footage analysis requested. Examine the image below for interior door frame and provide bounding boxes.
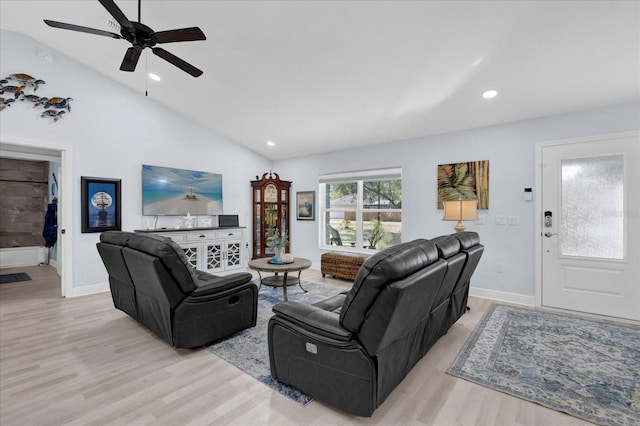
[534,130,639,308]
[0,137,73,297]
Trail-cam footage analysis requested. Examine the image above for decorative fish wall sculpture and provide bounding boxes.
[1,73,73,123]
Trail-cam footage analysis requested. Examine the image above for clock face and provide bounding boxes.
[264,184,278,203]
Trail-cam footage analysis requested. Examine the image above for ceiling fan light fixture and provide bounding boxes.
[482,89,498,99]
[148,73,161,81]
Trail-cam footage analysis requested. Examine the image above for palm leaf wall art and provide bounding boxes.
[437,160,489,209]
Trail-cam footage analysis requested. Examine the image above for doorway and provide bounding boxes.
[0,139,73,297]
[536,132,639,321]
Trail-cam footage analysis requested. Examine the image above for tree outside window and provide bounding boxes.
[320,173,402,252]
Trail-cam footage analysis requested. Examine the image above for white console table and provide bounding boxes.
[135,227,246,274]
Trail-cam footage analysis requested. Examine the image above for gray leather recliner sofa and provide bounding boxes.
[268,232,483,416]
[97,230,257,348]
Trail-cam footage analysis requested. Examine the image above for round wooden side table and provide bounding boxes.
[247,257,311,301]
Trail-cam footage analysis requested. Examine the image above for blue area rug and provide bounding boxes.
[207,278,346,406]
[0,272,31,284]
[448,304,640,426]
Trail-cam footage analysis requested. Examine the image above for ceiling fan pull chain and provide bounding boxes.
[145,50,148,97]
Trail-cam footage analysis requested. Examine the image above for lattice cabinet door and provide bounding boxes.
[225,241,243,270]
[181,242,200,269]
[205,241,224,273]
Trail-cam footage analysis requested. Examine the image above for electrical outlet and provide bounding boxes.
[508,216,520,226]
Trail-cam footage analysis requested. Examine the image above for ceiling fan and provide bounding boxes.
[44,0,206,77]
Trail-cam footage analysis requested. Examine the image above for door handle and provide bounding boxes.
[544,232,557,237]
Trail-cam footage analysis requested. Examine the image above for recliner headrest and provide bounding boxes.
[100,230,132,246]
[431,235,461,259]
[455,231,480,249]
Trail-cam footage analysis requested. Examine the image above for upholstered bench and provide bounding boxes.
[321,252,367,281]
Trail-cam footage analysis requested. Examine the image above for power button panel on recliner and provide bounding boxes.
[305,342,317,354]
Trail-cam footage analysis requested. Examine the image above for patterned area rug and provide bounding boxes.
[448,304,640,426]
[207,278,347,406]
[0,272,32,284]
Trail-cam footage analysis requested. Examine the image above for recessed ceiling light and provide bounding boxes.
[482,89,498,99]
[148,73,161,81]
[266,141,275,147]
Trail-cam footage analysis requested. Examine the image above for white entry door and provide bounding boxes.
[540,133,640,321]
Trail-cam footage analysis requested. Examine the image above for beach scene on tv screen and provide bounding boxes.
[143,165,223,215]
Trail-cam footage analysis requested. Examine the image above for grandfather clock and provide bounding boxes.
[251,171,291,259]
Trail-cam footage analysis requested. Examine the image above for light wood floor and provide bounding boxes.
[0,265,594,426]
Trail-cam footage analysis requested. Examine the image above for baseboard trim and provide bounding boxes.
[66,281,536,303]
[470,286,536,307]
[0,246,47,268]
[68,282,109,298]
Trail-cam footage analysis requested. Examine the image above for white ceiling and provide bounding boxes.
[1,1,639,160]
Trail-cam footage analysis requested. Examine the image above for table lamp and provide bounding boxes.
[443,199,478,232]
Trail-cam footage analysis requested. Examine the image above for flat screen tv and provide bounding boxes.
[142,164,223,216]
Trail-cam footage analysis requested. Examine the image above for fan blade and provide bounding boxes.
[152,47,203,77]
[152,27,206,44]
[120,47,142,72]
[98,0,134,30]
[44,19,122,39]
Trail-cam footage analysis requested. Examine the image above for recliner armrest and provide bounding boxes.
[272,301,352,341]
[192,272,254,296]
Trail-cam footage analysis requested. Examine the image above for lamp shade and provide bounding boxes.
[443,199,478,221]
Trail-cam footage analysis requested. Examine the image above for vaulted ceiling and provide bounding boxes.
[1,1,638,159]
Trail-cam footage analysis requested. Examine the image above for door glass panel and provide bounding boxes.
[561,155,623,259]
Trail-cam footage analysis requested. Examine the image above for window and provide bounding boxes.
[560,155,624,259]
[319,168,402,252]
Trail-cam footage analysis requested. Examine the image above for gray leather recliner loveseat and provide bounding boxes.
[268,232,483,416]
[97,231,257,348]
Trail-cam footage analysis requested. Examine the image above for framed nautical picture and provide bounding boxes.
[81,176,121,233]
[296,191,315,221]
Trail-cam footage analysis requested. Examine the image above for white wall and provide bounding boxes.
[275,102,640,301]
[1,30,271,293]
